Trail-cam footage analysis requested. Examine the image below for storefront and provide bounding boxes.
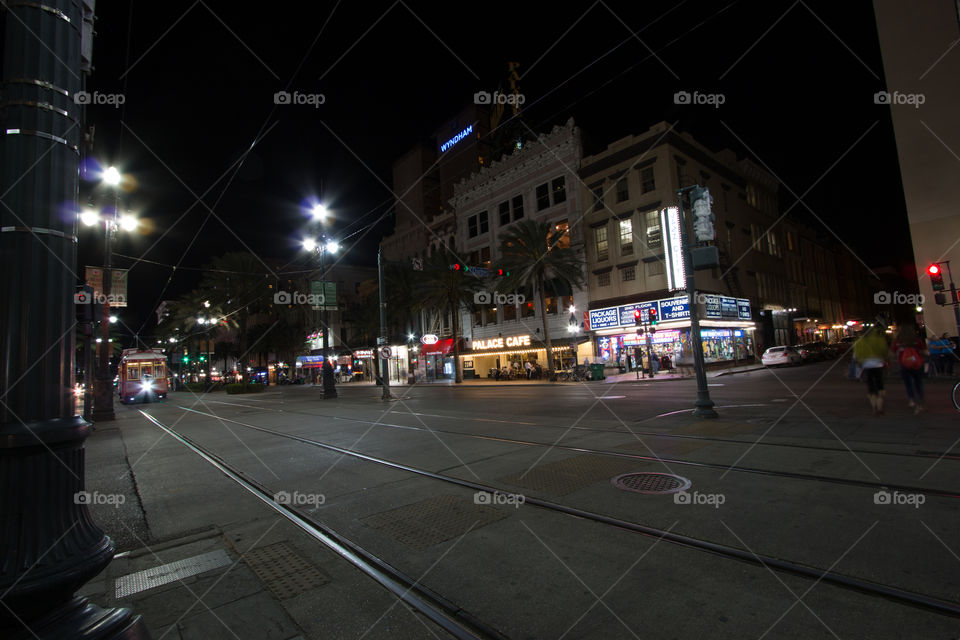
[589,294,756,369]
[458,333,592,380]
[415,337,455,382]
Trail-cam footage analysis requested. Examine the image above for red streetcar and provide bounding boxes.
[118,348,169,404]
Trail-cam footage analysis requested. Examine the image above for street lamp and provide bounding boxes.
[303,220,339,399]
[85,170,136,423]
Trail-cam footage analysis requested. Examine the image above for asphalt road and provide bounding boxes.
[82,360,960,639]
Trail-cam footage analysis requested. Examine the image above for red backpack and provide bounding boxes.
[899,346,923,370]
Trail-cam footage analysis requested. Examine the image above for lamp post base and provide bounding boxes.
[92,379,116,422]
[693,395,718,418]
[5,597,149,640]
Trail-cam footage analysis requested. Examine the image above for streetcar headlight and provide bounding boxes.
[141,381,153,391]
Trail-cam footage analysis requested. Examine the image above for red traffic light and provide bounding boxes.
[634,309,641,318]
[928,264,940,275]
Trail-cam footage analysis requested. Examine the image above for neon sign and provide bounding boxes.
[441,125,473,152]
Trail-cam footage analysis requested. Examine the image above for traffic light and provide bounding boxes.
[495,267,510,277]
[182,355,189,363]
[928,263,945,291]
[634,309,642,326]
[449,263,469,272]
[648,308,658,325]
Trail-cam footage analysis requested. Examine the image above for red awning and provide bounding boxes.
[421,338,454,355]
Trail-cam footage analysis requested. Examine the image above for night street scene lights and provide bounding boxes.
[83,167,137,425]
[302,201,340,399]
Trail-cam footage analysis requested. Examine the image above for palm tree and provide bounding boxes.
[498,219,586,378]
[198,252,273,382]
[418,248,482,383]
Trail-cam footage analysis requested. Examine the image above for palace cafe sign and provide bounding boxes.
[471,334,532,351]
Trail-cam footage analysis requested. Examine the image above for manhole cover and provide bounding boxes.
[611,472,691,495]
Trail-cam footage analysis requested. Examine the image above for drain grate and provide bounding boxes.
[114,549,232,598]
[361,494,509,550]
[612,472,691,495]
[241,542,329,600]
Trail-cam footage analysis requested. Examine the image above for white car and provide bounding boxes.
[762,346,802,367]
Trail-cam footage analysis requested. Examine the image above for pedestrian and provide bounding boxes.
[946,335,957,376]
[852,325,889,415]
[524,360,533,379]
[933,332,953,376]
[892,325,927,414]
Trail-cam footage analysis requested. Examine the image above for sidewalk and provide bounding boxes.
[602,363,766,384]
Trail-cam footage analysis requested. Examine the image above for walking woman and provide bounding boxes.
[892,324,927,414]
[853,325,889,415]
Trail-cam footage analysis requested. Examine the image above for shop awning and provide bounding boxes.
[295,355,325,368]
[422,338,454,355]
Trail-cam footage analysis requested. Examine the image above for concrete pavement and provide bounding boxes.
[78,362,960,638]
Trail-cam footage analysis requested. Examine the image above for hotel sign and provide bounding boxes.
[471,334,532,350]
[440,124,473,152]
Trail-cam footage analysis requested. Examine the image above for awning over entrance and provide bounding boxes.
[295,355,325,368]
[422,338,455,355]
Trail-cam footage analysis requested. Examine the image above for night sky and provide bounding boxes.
[80,0,908,339]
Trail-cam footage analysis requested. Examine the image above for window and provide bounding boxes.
[536,183,550,210]
[786,231,794,251]
[546,296,558,314]
[512,195,524,220]
[767,231,779,257]
[499,201,510,225]
[592,185,604,211]
[644,210,661,249]
[503,302,516,321]
[521,301,536,318]
[640,167,655,193]
[128,366,139,380]
[751,224,762,251]
[646,261,665,276]
[553,220,570,249]
[552,177,566,204]
[467,211,488,238]
[598,272,611,287]
[621,266,636,282]
[480,246,491,266]
[595,226,609,261]
[616,177,629,203]
[619,219,633,255]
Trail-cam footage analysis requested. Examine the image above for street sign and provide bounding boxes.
[379,346,392,359]
[85,266,128,307]
[310,281,337,311]
[377,336,387,345]
[412,257,423,271]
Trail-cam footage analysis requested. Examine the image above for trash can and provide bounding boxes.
[589,363,605,380]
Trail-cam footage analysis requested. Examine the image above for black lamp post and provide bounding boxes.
[0,1,147,636]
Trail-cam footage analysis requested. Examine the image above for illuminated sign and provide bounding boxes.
[353,349,374,358]
[440,125,473,152]
[661,207,686,291]
[659,296,690,321]
[471,334,532,350]
[588,307,620,330]
[421,334,439,345]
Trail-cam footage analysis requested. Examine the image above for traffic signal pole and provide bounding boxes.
[677,185,718,418]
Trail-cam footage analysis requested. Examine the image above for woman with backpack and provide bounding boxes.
[892,324,927,415]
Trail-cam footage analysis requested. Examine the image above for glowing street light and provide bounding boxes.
[80,210,99,227]
[325,239,339,254]
[119,213,138,231]
[108,315,117,323]
[302,237,318,252]
[102,165,121,187]
[310,203,329,221]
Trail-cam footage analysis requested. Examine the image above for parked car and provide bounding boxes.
[762,346,802,367]
[833,336,858,353]
[798,341,835,361]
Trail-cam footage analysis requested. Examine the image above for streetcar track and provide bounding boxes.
[138,410,506,640]
[201,401,960,499]
[143,407,960,619]
[208,397,957,462]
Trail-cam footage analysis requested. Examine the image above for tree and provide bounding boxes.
[417,248,482,383]
[198,252,273,382]
[498,219,585,378]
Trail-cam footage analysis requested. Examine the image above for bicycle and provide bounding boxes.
[952,380,960,412]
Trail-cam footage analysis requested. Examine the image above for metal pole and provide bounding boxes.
[677,185,718,418]
[92,214,116,421]
[378,246,393,399]
[0,0,147,635]
[321,245,337,398]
